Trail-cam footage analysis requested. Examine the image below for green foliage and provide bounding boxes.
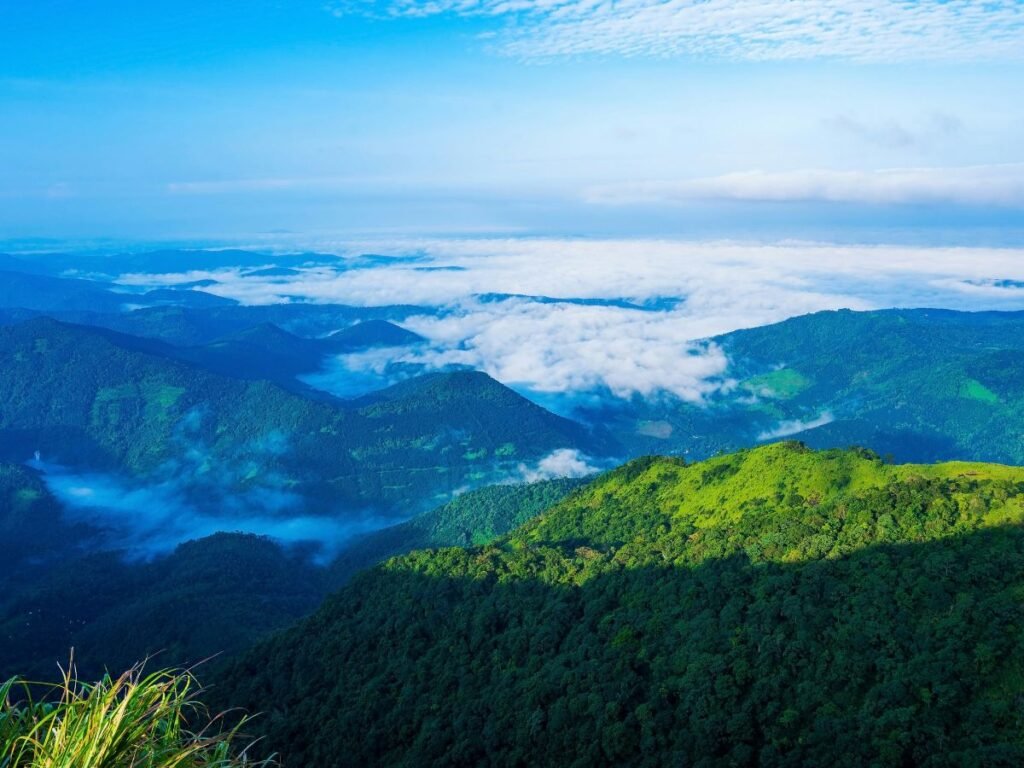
[607,308,1024,466]
[740,368,811,399]
[0,664,272,767]
[216,443,1024,766]
[328,478,587,586]
[0,534,325,682]
[0,318,607,515]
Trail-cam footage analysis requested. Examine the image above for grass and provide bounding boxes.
[959,377,1000,404]
[0,661,273,768]
[741,368,811,399]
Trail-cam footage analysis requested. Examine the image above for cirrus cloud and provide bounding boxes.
[328,0,1024,62]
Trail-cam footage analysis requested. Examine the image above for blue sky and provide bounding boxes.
[2,0,1024,242]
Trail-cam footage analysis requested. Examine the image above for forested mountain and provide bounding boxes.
[328,477,587,586]
[0,318,611,515]
[0,301,427,347]
[217,442,1024,766]
[0,531,325,681]
[0,472,588,681]
[599,308,1024,466]
[168,320,424,389]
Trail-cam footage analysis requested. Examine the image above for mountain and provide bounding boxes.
[170,320,423,390]
[0,473,589,681]
[0,531,325,681]
[0,463,91,576]
[34,302,428,346]
[0,253,53,275]
[137,287,238,308]
[594,308,1024,466]
[243,266,301,277]
[9,249,341,276]
[0,318,610,515]
[0,270,129,312]
[324,318,424,350]
[327,477,587,586]
[216,442,1024,766]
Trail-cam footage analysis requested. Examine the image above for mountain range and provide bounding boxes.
[4,250,1024,764]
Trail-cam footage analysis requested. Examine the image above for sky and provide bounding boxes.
[2,0,1024,243]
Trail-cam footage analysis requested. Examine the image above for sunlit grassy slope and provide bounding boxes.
[218,442,1024,766]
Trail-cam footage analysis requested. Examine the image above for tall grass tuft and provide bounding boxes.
[0,661,274,768]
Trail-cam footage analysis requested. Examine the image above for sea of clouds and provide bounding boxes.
[119,237,1024,405]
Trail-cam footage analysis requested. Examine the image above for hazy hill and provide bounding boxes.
[217,442,1024,766]
[170,320,423,390]
[39,302,428,346]
[599,308,1024,466]
[0,318,609,515]
[0,270,129,312]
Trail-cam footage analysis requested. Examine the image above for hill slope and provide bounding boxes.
[217,442,1024,766]
[599,308,1024,465]
[0,318,611,517]
[327,477,587,586]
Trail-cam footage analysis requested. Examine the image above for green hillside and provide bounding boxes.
[217,443,1024,766]
[0,476,591,680]
[602,309,1024,466]
[328,477,587,586]
[0,532,325,682]
[0,318,609,515]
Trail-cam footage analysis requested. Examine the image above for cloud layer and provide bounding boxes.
[121,238,1024,402]
[330,0,1024,62]
[35,462,394,563]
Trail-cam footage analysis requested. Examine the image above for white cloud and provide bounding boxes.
[119,238,1024,401]
[517,448,600,482]
[584,164,1024,208]
[758,412,835,441]
[327,0,1024,62]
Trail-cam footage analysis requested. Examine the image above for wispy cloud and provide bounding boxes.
[758,412,835,441]
[517,448,600,482]
[33,461,394,564]
[328,0,1024,62]
[585,164,1024,208]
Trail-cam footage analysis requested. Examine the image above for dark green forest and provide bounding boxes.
[600,309,1024,466]
[0,469,584,680]
[0,318,608,515]
[217,443,1024,766]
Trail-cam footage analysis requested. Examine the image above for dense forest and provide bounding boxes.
[216,443,1024,766]
[0,318,609,516]
[0,469,586,680]
[595,309,1024,466]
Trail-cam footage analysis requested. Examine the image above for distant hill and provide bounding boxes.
[217,442,1024,766]
[594,308,1024,466]
[32,302,428,346]
[169,320,424,390]
[0,318,611,514]
[8,248,342,276]
[243,266,301,277]
[0,270,129,312]
[137,287,238,308]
